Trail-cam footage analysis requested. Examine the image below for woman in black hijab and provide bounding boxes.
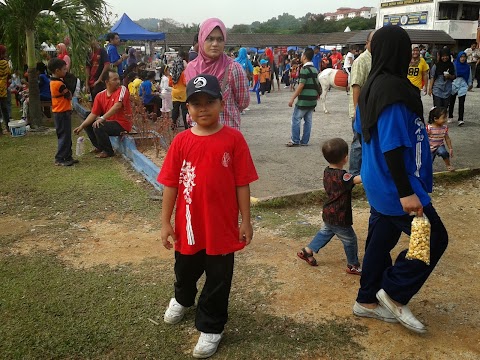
[351,26,448,334]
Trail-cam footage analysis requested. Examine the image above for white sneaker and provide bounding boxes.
[192,332,223,358]
[163,298,186,324]
[353,301,398,323]
[376,289,426,333]
[447,117,454,123]
[458,120,465,126]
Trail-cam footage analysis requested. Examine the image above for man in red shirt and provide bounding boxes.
[330,48,343,70]
[74,69,132,158]
[85,39,110,101]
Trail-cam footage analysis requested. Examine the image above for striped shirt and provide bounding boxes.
[221,61,250,130]
[296,62,319,109]
[426,124,448,152]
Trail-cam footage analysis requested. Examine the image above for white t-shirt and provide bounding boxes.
[345,52,355,68]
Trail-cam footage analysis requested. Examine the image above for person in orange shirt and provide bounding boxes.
[48,58,76,166]
[170,56,189,129]
[259,59,271,95]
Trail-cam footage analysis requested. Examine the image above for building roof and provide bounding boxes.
[345,29,456,45]
[165,32,362,48]
[162,29,455,49]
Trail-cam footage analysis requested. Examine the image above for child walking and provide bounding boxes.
[297,138,362,275]
[259,59,271,95]
[48,58,76,166]
[158,74,258,359]
[427,106,454,171]
[160,65,173,121]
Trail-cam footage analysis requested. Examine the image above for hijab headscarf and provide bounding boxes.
[56,43,68,60]
[434,48,455,79]
[127,47,136,66]
[184,18,233,82]
[454,51,470,82]
[358,26,423,143]
[235,47,253,74]
[171,56,185,84]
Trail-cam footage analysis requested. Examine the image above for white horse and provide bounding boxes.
[317,68,350,113]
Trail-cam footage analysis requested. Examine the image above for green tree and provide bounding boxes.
[230,24,251,34]
[0,0,108,128]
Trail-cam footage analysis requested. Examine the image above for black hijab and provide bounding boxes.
[433,48,455,79]
[358,26,423,143]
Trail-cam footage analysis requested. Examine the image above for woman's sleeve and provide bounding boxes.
[231,62,250,111]
[64,55,71,72]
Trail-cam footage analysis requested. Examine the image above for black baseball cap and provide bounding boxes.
[186,74,223,101]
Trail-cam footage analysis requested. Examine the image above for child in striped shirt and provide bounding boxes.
[426,106,455,171]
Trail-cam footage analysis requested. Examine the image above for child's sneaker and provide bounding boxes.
[192,332,223,359]
[346,264,362,275]
[164,298,186,324]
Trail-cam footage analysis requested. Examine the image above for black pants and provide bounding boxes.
[433,95,450,111]
[85,120,124,156]
[145,96,162,117]
[54,111,73,162]
[0,96,9,131]
[174,250,234,334]
[449,94,466,121]
[260,80,270,95]
[357,204,448,305]
[172,101,189,129]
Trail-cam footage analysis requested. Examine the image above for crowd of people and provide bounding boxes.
[1,18,479,358]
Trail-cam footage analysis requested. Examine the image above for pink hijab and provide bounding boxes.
[184,18,233,82]
[56,43,68,59]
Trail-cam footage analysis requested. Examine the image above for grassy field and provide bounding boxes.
[0,130,364,359]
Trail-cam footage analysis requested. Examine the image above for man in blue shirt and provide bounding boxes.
[106,32,127,78]
[312,46,321,71]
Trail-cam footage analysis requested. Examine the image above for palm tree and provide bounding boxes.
[0,0,108,127]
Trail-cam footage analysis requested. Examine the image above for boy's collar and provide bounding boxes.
[303,61,314,66]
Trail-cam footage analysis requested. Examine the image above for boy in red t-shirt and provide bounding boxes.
[158,74,258,359]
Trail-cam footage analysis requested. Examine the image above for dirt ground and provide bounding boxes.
[3,175,480,359]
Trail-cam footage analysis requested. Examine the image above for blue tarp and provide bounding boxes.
[110,13,165,41]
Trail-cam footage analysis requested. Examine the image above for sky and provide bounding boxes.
[108,0,379,28]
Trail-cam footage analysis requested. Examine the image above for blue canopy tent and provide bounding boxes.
[110,13,165,41]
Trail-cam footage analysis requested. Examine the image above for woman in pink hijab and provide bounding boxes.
[185,18,249,130]
[56,43,71,72]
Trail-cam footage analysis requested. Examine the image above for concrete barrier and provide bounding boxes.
[73,98,163,193]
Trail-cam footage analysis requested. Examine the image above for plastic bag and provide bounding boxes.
[406,215,431,265]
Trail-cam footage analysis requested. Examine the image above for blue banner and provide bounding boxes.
[383,11,428,26]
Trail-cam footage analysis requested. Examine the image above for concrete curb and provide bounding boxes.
[73,98,163,193]
[253,167,480,208]
[110,136,163,192]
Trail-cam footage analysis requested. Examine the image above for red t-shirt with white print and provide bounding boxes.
[157,126,258,255]
[92,85,132,132]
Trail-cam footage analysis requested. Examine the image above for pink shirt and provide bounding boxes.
[426,124,448,152]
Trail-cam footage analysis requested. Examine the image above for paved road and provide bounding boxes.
[242,87,480,199]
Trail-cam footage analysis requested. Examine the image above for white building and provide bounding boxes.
[376,0,479,41]
[324,7,377,21]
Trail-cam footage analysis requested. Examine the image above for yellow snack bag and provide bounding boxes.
[406,215,431,265]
